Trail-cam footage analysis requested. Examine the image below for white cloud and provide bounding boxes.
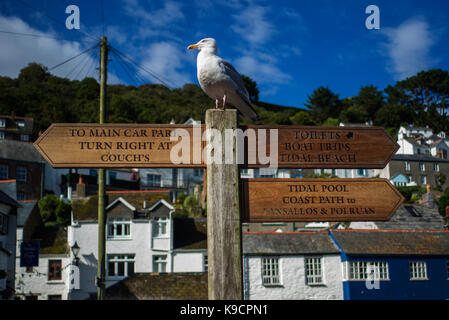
[140,41,193,87]
[124,0,184,28]
[0,15,121,83]
[234,54,291,86]
[382,18,438,80]
[231,5,274,46]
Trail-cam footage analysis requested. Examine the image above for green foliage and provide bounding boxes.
[321,117,340,126]
[241,74,259,102]
[305,86,343,123]
[396,186,427,203]
[438,193,449,216]
[290,110,315,125]
[38,194,71,226]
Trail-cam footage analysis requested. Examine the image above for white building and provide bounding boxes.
[69,193,206,300]
[242,232,343,300]
[0,181,19,300]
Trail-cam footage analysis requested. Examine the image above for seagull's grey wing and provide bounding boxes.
[219,59,259,121]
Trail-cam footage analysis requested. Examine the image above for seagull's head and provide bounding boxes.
[188,38,217,54]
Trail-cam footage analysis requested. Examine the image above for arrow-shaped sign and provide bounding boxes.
[241,178,404,222]
[34,124,398,169]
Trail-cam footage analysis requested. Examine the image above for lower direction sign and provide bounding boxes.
[241,178,404,222]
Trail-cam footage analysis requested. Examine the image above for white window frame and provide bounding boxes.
[419,163,425,172]
[409,261,428,280]
[343,261,389,281]
[147,174,161,187]
[305,257,324,285]
[261,257,281,286]
[17,166,27,182]
[107,254,135,278]
[0,119,5,128]
[434,163,440,172]
[405,162,410,171]
[0,165,8,179]
[152,217,168,237]
[107,218,131,239]
[20,134,29,142]
[0,131,4,140]
[421,175,427,185]
[153,255,167,273]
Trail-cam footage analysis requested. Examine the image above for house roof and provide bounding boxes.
[173,218,207,250]
[105,273,208,300]
[392,154,449,162]
[0,189,20,208]
[72,191,171,221]
[0,139,45,163]
[243,232,340,255]
[331,230,449,256]
[17,200,38,226]
[374,205,445,231]
[32,226,69,255]
[0,115,34,134]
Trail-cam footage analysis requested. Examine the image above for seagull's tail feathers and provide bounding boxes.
[234,91,260,121]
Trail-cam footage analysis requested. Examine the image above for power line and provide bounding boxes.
[15,0,100,42]
[0,30,95,43]
[109,46,178,89]
[49,43,99,72]
[110,49,139,87]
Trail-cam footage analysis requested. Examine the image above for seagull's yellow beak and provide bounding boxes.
[187,44,198,50]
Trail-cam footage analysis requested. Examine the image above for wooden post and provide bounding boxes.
[97,36,108,300]
[206,109,243,300]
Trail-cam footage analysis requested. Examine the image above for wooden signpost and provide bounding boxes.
[241,178,404,223]
[34,111,403,301]
[34,124,398,169]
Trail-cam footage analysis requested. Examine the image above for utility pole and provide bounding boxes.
[97,36,108,300]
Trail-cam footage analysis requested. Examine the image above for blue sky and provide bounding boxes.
[0,0,448,109]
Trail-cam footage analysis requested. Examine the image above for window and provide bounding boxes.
[20,134,29,142]
[344,261,389,281]
[405,162,410,171]
[0,119,5,127]
[17,166,27,182]
[0,132,4,140]
[147,174,161,187]
[446,261,449,279]
[153,217,168,237]
[305,257,323,285]
[153,255,167,273]
[16,121,25,128]
[420,175,427,185]
[434,163,440,172]
[89,169,97,176]
[107,254,135,278]
[107,218,131,239]
[0,165,8,179]
[203,255,208,272]
[48,260,62,281]
[419,163,425,172]
[193,168,201,177]
[261,257,281,286]
[48,295,62,300]
[109,171,117,180]
[17,192,26,201]
[410,261,427,280]
[0,213,8,234]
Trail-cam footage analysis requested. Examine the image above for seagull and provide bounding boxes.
[188,38,259,121]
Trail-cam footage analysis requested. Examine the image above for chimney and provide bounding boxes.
[427,184,431,193]
[76,175,86,198]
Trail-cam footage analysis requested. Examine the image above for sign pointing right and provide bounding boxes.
[241,178,405,222]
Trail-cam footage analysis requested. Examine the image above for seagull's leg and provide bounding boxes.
[215,98,219,109]
[222,94,226,110]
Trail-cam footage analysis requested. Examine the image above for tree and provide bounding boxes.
[340,104,369,123]
[241,74,260,102]
[305,86,343,123]
[289,110,315,125]
[38,194,60,223]
[38,194,71,225]
[353,85,384,120]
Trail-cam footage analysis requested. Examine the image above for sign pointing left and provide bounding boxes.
[33,124,205,168]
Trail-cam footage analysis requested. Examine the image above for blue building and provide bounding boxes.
[330,230,449,300]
